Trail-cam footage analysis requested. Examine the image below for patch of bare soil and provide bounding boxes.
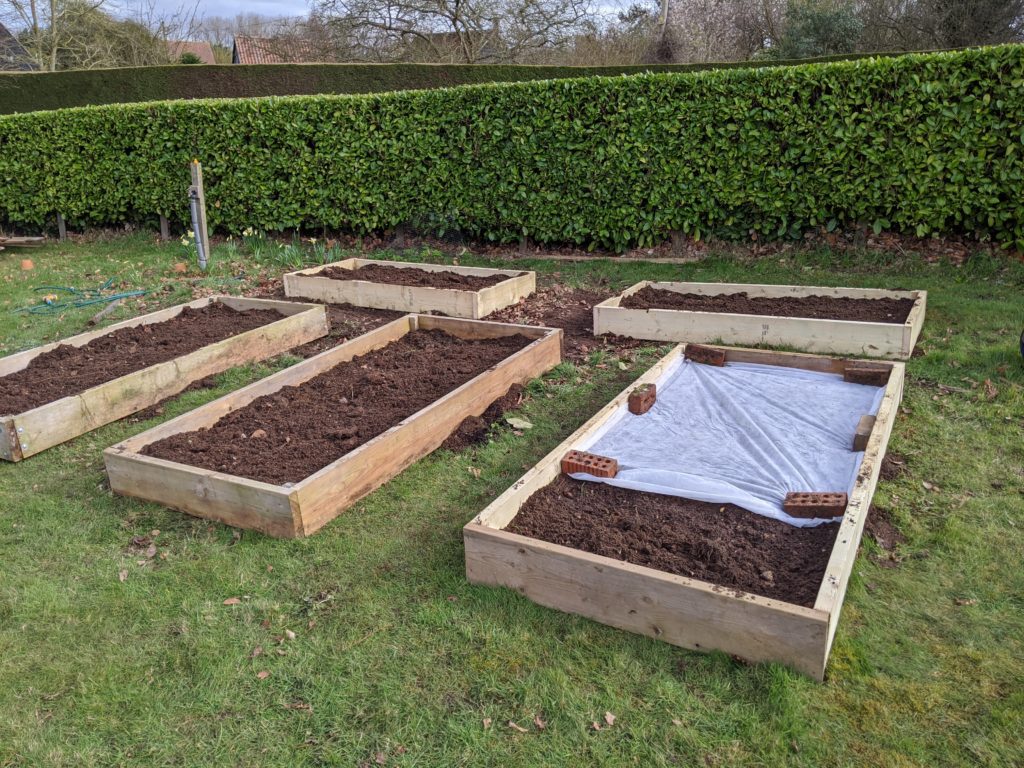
[142,329,532,485]
[318,263,520,289]
[0,304,283,415]
[484,285,645,361]
[621,286,915,324]
[507,476,839,607]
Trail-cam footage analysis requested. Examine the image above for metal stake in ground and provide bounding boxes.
[188,160,211,271]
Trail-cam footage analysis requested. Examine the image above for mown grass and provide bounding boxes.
[0,234,1022,767]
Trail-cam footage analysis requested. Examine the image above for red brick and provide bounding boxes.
[684,343,726,367]
[782,492,849,519]
[628,383,657,415]
[561,450,618,479]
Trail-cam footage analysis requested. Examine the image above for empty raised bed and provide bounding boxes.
[104,315,562,538]
[594,282,926,359]
[464,344,905,680]
[0,297,328,461]
[283,258,535,319]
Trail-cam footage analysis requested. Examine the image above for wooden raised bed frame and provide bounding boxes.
[593,281,927,360]
[464,344,906,681]
[0,297,328,462]
[283,258,535,319]
[104,315,562,539]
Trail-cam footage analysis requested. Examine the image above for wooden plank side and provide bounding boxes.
[0,297,212,378]
[476,272,536,318]
[8,302,328,460]
[814,363,906,654]
[902,291,928,357]
[595,282,925,360]
[414,315,550,341]
[0,419,16,461]
[283,258,535,319]
[464,526,830,680]
[111,316,414,453]
[294,328,562,535]
[105,451,299,538]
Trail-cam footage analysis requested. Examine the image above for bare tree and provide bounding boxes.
[313,0,594,63]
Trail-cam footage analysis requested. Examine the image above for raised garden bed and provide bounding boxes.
[0,297,327,461]
[594,282,926,359]
[283,258,535,319]
[104,315,562,538]
[464,344,906,680]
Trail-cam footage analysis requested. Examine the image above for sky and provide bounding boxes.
[118,0,311,21]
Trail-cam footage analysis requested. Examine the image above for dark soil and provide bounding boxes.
[292,303,405,358]
[143,329,533,485]
[441,384,524,452]
[865,505,905,553]
[320,263,520,290]
[485,285,646,361]
[0,304,284,415]
[507,476,839,607]
[879,451,908,482]
[621,286,915,324]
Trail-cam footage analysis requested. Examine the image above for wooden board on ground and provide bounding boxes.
[593,281,926,360]
[283,258,535,319]
[0,236,46,248]
[0,297,328,462]
[104,315,562,538]
[464,344,905,681]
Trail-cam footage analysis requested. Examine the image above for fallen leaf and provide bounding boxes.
[260,618,271,629]
[590,722,601,731]
[256,670,270,680]
[922,481,936,492]
[118,569,128,582]
[284,701,312,712]
[954,598,978,606]
[505,416,534,430]
[533,716,547,730]
[145,544,157,559]
[20,259,34,271]
[983,379,998,400]
[374,752,386,765]
[672,718,683,726]
[617,361,628,370]
[482,718,492,729]
[508,720,528,733]
[250,645,263,658]
[604,712,616,726]
[467,466,481,478]
[223,597,241,606]
[284,629,296,640]
[150,529,160,537]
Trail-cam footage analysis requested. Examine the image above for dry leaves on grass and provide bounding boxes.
[223,597,241,606]
[482,718,492,729]
[508,721,529,733]
[256,670,270,680]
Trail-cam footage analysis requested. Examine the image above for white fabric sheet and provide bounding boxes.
[572,358,885,527]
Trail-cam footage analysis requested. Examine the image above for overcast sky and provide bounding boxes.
[117,0,311,21]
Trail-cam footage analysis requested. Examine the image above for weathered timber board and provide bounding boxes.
[283,258,535,319]
[593,281,926,360]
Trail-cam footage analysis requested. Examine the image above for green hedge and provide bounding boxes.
[1,46,1022,250]
[0,51,944,115]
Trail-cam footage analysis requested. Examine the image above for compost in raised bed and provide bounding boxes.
[318,263,523,290]
[506,476,839,607]
[0,304,285,415]
[620,287,914,323]
[142,328,533,485]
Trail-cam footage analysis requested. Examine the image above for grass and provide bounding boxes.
[1,233,1022,767]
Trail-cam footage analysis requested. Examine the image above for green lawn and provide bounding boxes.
[1,234,1022,767]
